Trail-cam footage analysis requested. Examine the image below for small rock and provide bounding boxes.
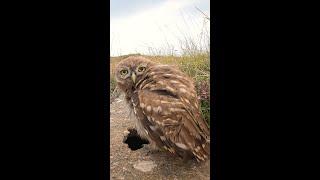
[133,160,157,172]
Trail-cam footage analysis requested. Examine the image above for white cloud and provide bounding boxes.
[110,0,210,56]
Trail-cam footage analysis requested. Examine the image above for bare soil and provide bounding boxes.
[110,95,210,180]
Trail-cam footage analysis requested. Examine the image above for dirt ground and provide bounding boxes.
[110,95,210,180]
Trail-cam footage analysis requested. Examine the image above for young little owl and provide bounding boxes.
[115,56,210,162]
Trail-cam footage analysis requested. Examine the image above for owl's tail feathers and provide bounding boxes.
[192,138,210,162]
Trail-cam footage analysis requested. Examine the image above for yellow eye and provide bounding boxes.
[138,66,146,72]
[120,69,128,75]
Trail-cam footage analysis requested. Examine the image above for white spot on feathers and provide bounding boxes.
[140,103,145,108]
[194,146,201,152]
[175,142,188,150]
[166,86,175,92]
[179,88,187,93]
[169,108,185,112]
[150,125,157,131]
[160,136,166,141]
[170,80,179,84]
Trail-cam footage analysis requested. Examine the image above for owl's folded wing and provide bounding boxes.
[137,89,210,161]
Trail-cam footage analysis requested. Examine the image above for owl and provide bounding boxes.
[115,56,210,162]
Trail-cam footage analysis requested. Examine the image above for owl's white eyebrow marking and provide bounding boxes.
[146,105,152,112]
[157,65,170,67]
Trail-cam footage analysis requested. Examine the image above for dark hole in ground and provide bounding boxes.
[123,128,149,151]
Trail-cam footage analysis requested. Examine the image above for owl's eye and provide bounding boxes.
[120,69,128,75]
[138,66,146,72]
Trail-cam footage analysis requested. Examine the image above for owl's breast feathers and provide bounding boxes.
[128,64,210,162]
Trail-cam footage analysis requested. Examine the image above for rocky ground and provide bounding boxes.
[110,95,210,180]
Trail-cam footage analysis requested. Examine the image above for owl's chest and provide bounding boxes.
[128,95,149,139]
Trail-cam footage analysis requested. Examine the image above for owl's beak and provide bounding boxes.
[131,72,137,84]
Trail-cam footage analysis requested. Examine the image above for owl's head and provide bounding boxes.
[115,56,156,93]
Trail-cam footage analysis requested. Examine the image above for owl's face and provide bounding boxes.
[115,57,156,93]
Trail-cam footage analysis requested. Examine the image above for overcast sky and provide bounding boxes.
[110,0,210,56]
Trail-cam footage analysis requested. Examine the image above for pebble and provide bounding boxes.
[133,160,157,172]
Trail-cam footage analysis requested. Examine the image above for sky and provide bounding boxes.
[110,0,210,56]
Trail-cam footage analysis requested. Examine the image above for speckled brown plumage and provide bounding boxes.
[115,56,210,162]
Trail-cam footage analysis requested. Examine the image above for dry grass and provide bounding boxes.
[110,10,210,124]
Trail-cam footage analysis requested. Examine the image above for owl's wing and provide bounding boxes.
[137,88,210,161]
[138,64,210,137]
